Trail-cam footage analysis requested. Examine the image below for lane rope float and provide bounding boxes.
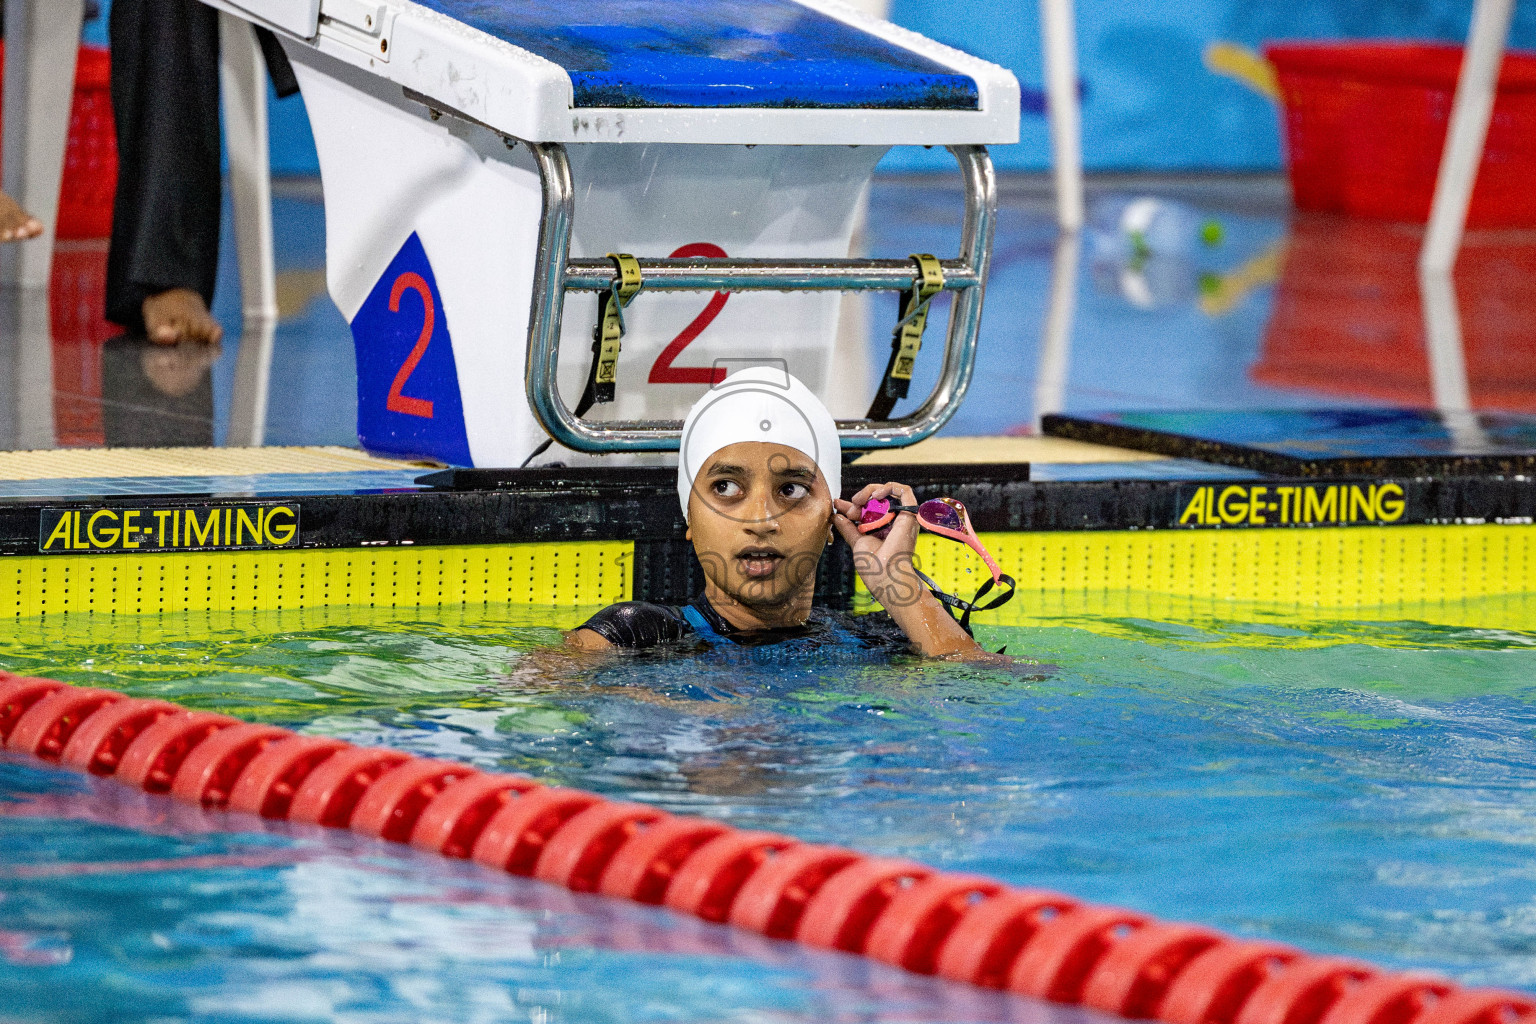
[1,672,1531,1022]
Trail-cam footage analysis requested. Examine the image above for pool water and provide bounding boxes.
[1,602,1534,1022]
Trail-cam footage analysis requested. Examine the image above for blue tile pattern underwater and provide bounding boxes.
[4,604,1536,1021]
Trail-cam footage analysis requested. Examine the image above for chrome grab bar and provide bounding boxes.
[522,141,997,453]
[563,259,983,293]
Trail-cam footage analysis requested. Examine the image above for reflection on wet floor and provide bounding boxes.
[1258,215,1536,411]
[4,175,1536,455]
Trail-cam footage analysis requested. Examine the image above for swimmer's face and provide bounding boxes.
[686,441,833,610]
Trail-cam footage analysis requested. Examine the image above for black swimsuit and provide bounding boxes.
[576,600,695,648]
[577,595,908,652]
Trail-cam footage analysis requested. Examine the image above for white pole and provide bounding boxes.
[0,0,86,291]
[1418,267,1490,450]
[226,318,275,446]
[1040,0,1084,232]
[0,283,56,448]
[219,14,278,447]
[1418,268,1472,413]
[1420,0,1516,274]
[826,0,889,419]
[1034,230,1080,425]
[218,12,279,324]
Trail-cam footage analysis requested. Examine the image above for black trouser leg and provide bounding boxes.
[105,0,222,332]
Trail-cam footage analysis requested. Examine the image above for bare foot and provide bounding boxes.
[143,288,223,346]
[0,191,43,242]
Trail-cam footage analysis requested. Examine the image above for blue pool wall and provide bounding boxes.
[85,0,1536,174]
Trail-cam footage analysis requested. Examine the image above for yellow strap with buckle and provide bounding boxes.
[591,253,642,402]
[889,253,944,383]
[866,254,944,420]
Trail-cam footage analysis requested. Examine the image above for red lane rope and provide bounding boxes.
[2,672,1532,1021]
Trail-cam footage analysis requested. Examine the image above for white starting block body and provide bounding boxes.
[203,0,1020,466]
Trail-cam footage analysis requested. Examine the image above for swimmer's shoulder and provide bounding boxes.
[570,601,692,650]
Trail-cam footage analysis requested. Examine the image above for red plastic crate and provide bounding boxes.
[1267,41,1536,227]
[0,42,118,239]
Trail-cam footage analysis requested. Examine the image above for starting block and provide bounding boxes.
[205,0,1020,465]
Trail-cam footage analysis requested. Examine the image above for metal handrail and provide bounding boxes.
[563,258,983,292]
[522,142,997,453]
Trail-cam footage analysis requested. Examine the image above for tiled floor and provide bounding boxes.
[6,171,1535,462]
[0,441,429,498]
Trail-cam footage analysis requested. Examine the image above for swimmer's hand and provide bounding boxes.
[565,627,613,652]
[833,482,988,660]
[496,629,613,686]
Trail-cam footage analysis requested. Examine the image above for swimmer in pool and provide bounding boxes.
[568,366,998,660]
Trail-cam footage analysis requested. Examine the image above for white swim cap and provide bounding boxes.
[677,366,841,520]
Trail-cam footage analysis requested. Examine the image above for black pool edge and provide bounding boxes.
[1,464,1531,548]
[2,462,1534,607]
[1041,413,1536,478]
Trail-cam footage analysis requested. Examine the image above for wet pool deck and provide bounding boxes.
[0,434,1216,501]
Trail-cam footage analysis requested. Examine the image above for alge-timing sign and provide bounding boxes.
[1176,483,1406,527]
[38,503,301,553]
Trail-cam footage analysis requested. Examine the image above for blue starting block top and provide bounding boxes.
[417,0,980,110]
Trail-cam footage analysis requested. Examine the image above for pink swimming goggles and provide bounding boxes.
[857,496,1016,632]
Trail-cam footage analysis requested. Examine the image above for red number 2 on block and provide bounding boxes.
[387,272,435,418]
[648,242,730,385]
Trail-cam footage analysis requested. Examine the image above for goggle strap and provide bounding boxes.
[912,568,1017,636]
